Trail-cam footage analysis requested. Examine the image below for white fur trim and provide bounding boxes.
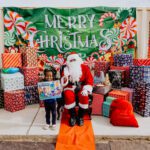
[79,103,88,109]
[64,67,70,76]
[64,102,76,109]
[64,86,76,92]
[83,85,93,93]
[67,54,80,61]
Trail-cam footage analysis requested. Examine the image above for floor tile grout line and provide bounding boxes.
[26,106,40,135]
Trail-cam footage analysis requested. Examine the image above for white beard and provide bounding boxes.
[67,61,82,83]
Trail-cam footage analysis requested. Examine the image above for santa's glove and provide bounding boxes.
[81,89,88,96]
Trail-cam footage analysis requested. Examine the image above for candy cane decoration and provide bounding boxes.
[127,38,137,47]
[91,52,100,59]
[99,12,116,27]
[4,11,25,35]
[116,8,132,19]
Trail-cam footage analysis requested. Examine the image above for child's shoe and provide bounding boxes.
[42,124,50,130]
[51,124,56,130]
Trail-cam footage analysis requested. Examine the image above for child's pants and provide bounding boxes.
[44,101,56,125]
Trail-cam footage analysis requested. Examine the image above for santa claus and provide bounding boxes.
[61,52,93,126]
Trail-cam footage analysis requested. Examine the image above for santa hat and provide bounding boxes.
[67,52,80,61]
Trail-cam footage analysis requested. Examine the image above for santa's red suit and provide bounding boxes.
[61,58,93,110]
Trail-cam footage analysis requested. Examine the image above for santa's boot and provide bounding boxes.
[69,107,76,127]
[77,107,84,126]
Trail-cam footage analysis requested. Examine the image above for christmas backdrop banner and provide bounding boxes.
[3,7,137,70]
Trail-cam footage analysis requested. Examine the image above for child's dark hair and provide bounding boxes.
[44,67,57,80]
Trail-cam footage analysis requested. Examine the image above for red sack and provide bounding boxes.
[110,99,139,127]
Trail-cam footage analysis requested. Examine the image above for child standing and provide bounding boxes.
[42,67,57,130]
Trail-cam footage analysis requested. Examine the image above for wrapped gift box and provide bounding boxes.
[94,61,110,77]
[114,54,133,66]
[21,46,38,67]
[92,93,104,115]
[108,90,129,101]
[133,59,150,66]
[1,72,24,91]
[102,101,111,117]
[121,87,133,102]
[106,96,116,103]
[0,90,4,108]
[130,66,150,83]
[1,53,22,68]
[108,70,125,89]
[22,67,39,86]
[93,85,111,95]
[24,85,39,105]
[4,90,25,112]
[129,82,137,89]
[109,56,114,66]
[132,82,150,117]
[110,66,130,86]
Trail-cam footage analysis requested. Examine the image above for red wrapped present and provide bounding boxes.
[22,67,39,86]
[133,59,150,66]
[109,56,114,66]
[21,46,38,67]
[94,61,110,77]
[110,66,130,86]
[108,90,129,101]
[1,53,22,68]
[92,93,104,115]
[4,90,25,112]
[121,87,133,102]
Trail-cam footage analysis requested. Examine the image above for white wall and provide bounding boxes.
[0,0,150,7]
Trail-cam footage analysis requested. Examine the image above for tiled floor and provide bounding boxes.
[0,104,150,136]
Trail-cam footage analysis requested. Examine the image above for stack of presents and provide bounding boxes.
[91,53,150,121]
[0,47,150,124]
[0,47,39,112]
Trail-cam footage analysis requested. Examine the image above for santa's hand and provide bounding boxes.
[81,90,88,96]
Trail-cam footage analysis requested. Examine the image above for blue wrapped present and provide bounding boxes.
[130,66,150,83]
[102,101,111,117]
[114,54,133,66]
[132,81,150,117]
[24,85,39,105]
[106,96,116,103]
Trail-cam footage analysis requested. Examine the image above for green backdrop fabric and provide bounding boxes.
[3,7,137,69]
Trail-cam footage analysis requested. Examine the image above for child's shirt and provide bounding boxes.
[44,98,57,103]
